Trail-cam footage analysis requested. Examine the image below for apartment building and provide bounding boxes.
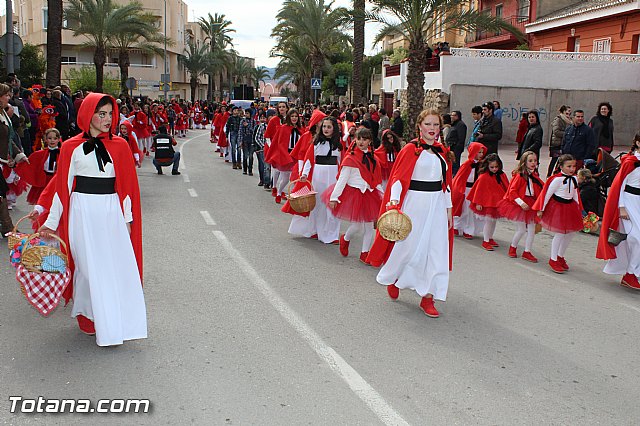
[465,0,534,49]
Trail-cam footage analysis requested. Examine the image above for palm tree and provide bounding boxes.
[178,42,209,103]
[110,11,171,95]
[370,0,523,134]
[251,66,271,91]
[351,0,366,105]
[46,0,63,86]
[272,0,351,82]
[198,13,235,100]
[272,39,312,102]
[64,0,153,92]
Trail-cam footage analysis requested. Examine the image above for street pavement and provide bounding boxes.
[1,129,639,425]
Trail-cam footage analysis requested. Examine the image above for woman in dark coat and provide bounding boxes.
[51,89,69,140]
[518,110,543,159]
[588,102,614,154]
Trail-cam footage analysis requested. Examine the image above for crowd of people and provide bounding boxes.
[1,74,637,341]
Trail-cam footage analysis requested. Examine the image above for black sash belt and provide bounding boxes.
[74,176,116,194]
[466,182,474,188]
[625,185,640,196]
[315,156,337,165]
[552,194,572,204]
[45,171,55,176]
[409,180,442,192]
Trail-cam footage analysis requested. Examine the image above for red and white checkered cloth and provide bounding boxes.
[16,265,71,317]
[290,186,317,198]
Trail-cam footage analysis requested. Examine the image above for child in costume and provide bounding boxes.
[533,154,583,273]
[467,153,509,251]
[498,151,544,262]
[119,121,141,167]
[266,109,304,203]
[375,129,403,191]
[322,127,383,263]
[597,133,640,289]
[452,142,486,239]
[368,109,453,318]
[265,102,289,198]
[17,128,61,205]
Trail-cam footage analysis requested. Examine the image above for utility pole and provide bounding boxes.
[163,0,168,101]
[6,0,14,73]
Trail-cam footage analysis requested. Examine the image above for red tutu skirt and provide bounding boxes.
[539,197,583,234]
[470,203,502,219]
[133,128,150,140]
[497,196,539,224]
[381,166,393,181]
[8,178,28,196]
[321,184,382,223]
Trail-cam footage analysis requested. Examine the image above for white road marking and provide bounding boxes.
[177,130,210,171]
[199,211,216,226]
[182,173,190,183]
[211,229,410,426]
[620,302,640,314]
[515,263,570,284]
[188,188,198,197]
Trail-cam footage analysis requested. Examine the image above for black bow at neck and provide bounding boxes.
[561,174,578,192]
[489,170,505,186]
[419,142,443,153]
[418,139,447,188]
[362,150,376,171]
[523,170,542,195]
[47,148,60,172]
[82,133,112,172]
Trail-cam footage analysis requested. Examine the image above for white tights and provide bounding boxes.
[344,222,375,253]
[483,218,497,242]
[277,171,291,196]
[551,232,574,261]
[144,137,153,152]
[511,222,536,252]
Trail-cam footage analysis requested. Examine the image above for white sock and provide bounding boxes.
[483,218,497,242]
[511,222,526,248]
[362,223,374,252]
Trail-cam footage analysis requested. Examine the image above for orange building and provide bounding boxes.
[527,0,640,54]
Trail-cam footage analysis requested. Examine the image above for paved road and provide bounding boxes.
[1,130,639,425]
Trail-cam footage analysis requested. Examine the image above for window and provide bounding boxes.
[495,5,503,35]
[567,36,580,52]
[632,35,640,54]
[61,56,77,64]
[518,0,531,18]
[42,7,48,30]
[593,38,611,53]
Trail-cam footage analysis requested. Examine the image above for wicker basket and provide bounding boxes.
[7,216,31,250]
[20,233,68,273]
[286,180,317,214]
[377,209,412,242]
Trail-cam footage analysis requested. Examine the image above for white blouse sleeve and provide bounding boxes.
[541,178,562,211]
[330,167,353,202]
[302,159,312,178]
[390,180,402,203]
[123,196,133,223]
[445,189,453,209]
[43,193,63,231]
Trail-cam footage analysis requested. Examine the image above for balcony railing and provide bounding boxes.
[385,64,401,77]
[466,15,529,43]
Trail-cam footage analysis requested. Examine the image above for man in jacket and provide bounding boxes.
[447,110,467,175]
[152,125,180,175]
[226,107,242,169]
[476,101,502,155]
[562,110,596,169]
[389,109,404,140]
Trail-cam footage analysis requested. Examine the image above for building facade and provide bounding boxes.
[465,0,535,49]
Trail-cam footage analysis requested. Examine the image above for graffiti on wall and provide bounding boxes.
[500,105,548,123]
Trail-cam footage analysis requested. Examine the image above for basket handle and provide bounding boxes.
[286,179,314,197]
[11,215,31,234]
[22,232,68,256]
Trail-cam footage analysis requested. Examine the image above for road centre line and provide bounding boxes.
[211,229,410,426]
[177,130,210,171]
[182,173,190,183]
[619,302,640,314]
[188,188,198,197]
[200,211,216,226]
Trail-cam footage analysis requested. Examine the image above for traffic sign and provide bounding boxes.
[161,73,171,84]
[125,77,137,90]
[0,33,23,55]
[311,78,322,90]
[335,75,348,88]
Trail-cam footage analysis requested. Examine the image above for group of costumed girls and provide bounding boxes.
[15,93,147,347]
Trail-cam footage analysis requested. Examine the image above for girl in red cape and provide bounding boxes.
[533,154,583,274]
[498,151,544,262]
[266,109,305,203]
[375,129,403,191]
[213,105,230,158]
[16,128,61,205]
[37,93,147,347]
[265,102,289,198]
[321,128,383,263]
[118,120,141,168]
[368,109,454,319]
[597,133,640,289]
[452,142,486,239]
[297,116,343,244]
[467,153,510,251]
[132,103,151,156]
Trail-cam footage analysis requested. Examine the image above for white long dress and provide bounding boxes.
[604,153,640,277]
[288,159,314,238]
[453,162,484,236]
[301,142,342,243]
[377,150,452,300]
[44,144,147,346]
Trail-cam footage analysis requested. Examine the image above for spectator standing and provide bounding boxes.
[362,113,380,148]
[378,108,390,141]
[369,104,380,122]
[476,101,502,155]
[239,109,257,175]
[561,110,596,169]
[60,84,77,136]
[448,110,467,175]
[548,105,572,177]
[515,112,528,160]
[22,90,39,153]
[588,102,614,153]
[389,109,404,140]
[518,110,543,160]
[441,114,452,145]
[253,113,269,187]
[493,101,503,121]
[467,106,483,149]
[226,107,242,169]
[52,89,70,140]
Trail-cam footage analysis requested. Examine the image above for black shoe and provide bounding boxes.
[258,182,264,186]
[157,170,163,175]
[243,171,247,175]
[172,170,181,175]
[248,172,253,176]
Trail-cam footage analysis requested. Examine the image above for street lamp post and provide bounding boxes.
[163,0,168,101]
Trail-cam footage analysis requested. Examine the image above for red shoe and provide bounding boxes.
[453,229,459,236]
[77,315,96,335]
[224,160,230,163]
[522,251,538,263]
[621,273,640,290]
[219,153,223,157]
[488,239,499,247]
[549,259,565,274]
[387,284,399,300]
[310,234,318,240]
[508,246,518,258]
[331,239,340,245]
[359,252,369,264]
[463,233,473,240]
[419,297,439,318]
[339,234,349,257]
[481,241,494,251]
[275,195,282,204]
[557,256,569,271]
[271,187,277,197]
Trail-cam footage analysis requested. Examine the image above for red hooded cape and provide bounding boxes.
[340,145,382,190]
[120,120,141,159]
[531,172,583,212]
[266,124,305,170]
[213,111,229,148]
[16,148,59,188]
[504,171,544,204]
[466,170,509,208]
[374,129,401,181]
[596,153,640,260]
[451,142,485,216]
[41,93,143,304]
[367,140,454,269]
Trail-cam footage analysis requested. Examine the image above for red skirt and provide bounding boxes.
[470,203,501,219]
[133,127,150,140]
[539,197,583,234]
[381,165,393,181]
[321,184,382,223]
[8,178,28,196]
[498,196,539,224]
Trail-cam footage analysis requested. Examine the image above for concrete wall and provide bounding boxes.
[449,84,640,150]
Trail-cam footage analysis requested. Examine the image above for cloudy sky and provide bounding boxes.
[185,0,384,68]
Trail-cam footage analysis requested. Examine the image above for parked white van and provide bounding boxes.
[268,96,289,107]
